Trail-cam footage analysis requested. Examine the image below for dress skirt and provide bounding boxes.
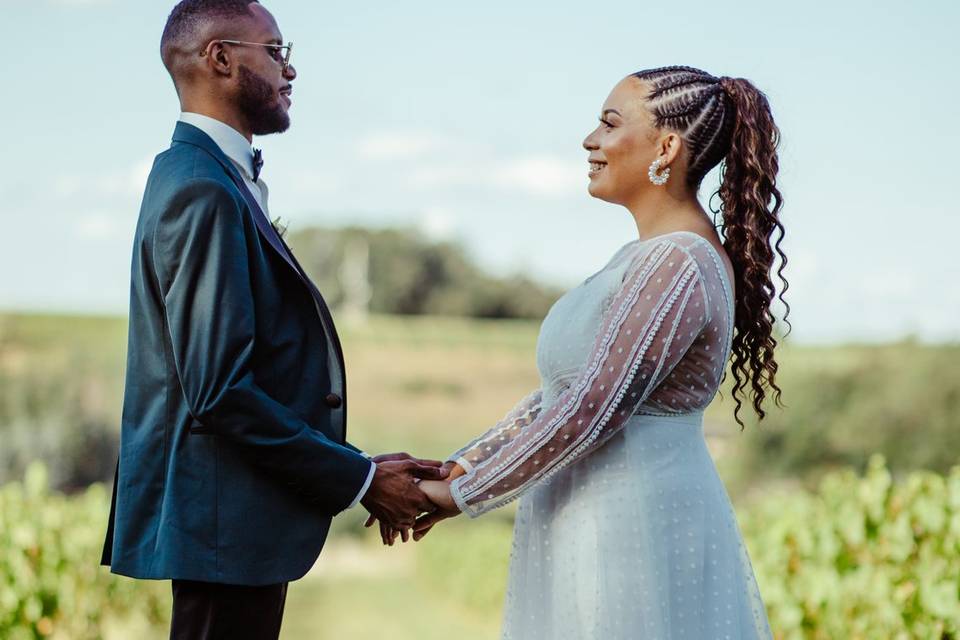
[499,411,773,640]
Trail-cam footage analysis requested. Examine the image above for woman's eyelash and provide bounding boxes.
[599,118,614,128]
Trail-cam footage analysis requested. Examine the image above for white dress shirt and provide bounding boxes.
[177,112,377,511]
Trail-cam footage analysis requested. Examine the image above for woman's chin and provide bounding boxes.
[587,180,610,201]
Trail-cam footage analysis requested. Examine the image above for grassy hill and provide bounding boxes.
[1,312,958,638]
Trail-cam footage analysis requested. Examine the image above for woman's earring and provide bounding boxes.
[648,158,670,186]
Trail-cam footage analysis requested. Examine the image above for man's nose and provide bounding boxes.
[284,63,297,81]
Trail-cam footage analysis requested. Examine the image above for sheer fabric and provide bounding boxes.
[448,389,544,474]
[447,231,772,639]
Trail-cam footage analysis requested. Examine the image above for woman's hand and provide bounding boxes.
[409,478,462,541]
[364,462,467,544]
[441,460,467,482]
[417,479,456,511]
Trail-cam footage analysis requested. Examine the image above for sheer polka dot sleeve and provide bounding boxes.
[450,240,708,517]
[445,389,543,473]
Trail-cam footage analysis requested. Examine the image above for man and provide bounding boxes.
[100,1,445,637]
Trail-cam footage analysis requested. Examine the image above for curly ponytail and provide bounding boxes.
[633,66,790,427]
[716,77,790,426]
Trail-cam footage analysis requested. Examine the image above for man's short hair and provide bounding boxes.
[161,0,259,66]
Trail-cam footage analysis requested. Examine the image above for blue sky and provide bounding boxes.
[0,0,957,342]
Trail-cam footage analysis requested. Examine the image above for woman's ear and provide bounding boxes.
[660,132,683,166]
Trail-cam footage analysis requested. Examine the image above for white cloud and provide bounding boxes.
[277,168,343,200]
[408,165,476,189]
[490,155,583,197]
[405,154,583,199]
[73,210,133,241]
[54,156,152,200]
[418,206,456,240]
[357,131,448,160]
[858,271,915,298]
[47,0,112,5]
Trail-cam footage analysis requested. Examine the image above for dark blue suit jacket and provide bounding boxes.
[101,122,372,585]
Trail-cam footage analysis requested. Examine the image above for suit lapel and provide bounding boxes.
[169,122,348,386]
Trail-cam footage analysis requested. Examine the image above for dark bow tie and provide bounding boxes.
[252,148,264,182]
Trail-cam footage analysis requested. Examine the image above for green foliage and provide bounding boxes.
[742,454,960,639]
[710,341,960,491]
[0,463,168,640]
[0,314,126,490]
[415,514,516,612]
[287,226,563,319]
[4,459,960,638]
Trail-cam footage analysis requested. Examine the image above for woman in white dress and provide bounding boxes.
[372,65,789,639]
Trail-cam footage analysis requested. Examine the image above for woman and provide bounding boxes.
[375,65,788,639]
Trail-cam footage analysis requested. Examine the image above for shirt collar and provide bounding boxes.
[178,112,259,181]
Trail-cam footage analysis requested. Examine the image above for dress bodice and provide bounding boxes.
[448,230,736,517]
[536,231,734,415]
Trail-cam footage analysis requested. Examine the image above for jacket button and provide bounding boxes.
[325,393,342,409]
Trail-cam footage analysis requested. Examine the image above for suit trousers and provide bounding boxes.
[170,579,289,640]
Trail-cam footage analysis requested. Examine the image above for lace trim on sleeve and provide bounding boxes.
[451,241,706,517]
[445,389,544,470]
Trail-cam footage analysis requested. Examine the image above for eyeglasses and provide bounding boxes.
[207,39,294,73]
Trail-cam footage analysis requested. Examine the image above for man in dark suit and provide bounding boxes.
[100,1,446,637]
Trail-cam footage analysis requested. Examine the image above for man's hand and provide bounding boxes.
[371,452,445,467]
[359,457,447,530]
[366,462,468,544]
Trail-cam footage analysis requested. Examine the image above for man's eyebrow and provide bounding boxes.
[602,109,623,118]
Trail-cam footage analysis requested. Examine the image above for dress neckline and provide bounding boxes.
[626,230,734,292]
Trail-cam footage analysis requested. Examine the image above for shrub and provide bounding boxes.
[0,463,168,640]
[742,454,960,639]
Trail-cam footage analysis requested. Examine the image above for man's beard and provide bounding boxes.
[237,65,289,136]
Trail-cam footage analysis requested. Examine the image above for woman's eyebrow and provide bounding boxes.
[602,109,623,118]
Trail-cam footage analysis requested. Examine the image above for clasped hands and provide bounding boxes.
[360,453,466,545]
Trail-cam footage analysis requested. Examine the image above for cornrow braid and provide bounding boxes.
[632,65,791,428]
[633,66,734,189]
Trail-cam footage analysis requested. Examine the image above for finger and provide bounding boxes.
[412,525,433,542]
[373,452,410,464]
[412,458,444,467]
[364,514,376,528]
[400,527,410,543]
[415,495,438,514]
[409,465,448,480]
[413,512,443,534]
[379,521,390,546]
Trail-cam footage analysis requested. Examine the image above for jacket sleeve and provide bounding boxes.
[343,440,370,458]
[154,178,372,515]
[450,240,708,517]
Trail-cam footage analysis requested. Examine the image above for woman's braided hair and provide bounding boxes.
[633,65,790,427]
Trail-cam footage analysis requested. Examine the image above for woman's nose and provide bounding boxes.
[583,129,599,151]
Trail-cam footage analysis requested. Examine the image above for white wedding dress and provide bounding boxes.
[447,231,772,639]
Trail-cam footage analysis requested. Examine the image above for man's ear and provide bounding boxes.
[204,41,233,77]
